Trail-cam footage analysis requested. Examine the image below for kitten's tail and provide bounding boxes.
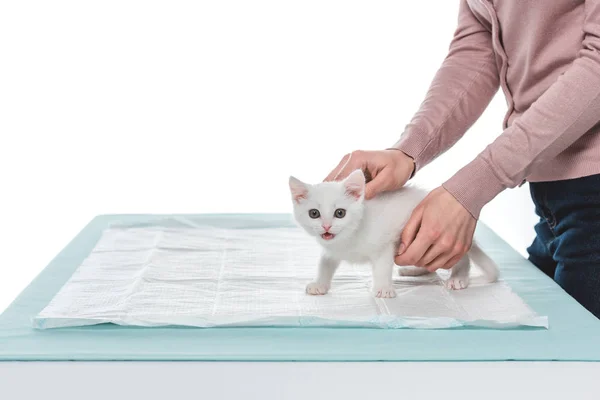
[468,241,500,283]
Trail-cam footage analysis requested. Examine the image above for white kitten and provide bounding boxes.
[288,169,499,298]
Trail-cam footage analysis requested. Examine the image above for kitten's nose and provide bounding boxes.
[322,224,331,232]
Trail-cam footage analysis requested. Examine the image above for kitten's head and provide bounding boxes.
[288,169,366,245]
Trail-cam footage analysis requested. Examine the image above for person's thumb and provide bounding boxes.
[397,207,422,255]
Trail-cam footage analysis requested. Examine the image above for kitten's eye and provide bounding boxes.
[308,209,320,219]
[334,209,346,218]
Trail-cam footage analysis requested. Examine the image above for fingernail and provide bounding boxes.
[398,243,406,254]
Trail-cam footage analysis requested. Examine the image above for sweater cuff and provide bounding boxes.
[389,126,430,174]
[442,156,506,219]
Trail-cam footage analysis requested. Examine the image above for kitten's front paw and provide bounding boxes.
[444,277,469,290]
[306,282,330,295]
[373,285,397,298]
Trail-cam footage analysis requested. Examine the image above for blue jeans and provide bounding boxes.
[527,174,600,319]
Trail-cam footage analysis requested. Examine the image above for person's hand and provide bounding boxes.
[324,150,415,199]
[394,187,476,272]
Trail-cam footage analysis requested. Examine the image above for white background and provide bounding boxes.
[0,0,538,313]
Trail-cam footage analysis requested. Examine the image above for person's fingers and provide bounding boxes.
[364,169,391,199]
[395,209,429,266]
[425,253,456,272]
[440,243,470,270]
[324,152,363,182]
[420,244,445,266]
[395,231,433,266]
[396,207,423,257]
[324,154,351,182]
[420,233,457,267]
[440,254,464,272]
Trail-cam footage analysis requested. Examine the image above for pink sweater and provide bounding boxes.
[393,0,600,218]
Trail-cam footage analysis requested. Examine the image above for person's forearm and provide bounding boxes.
[444,1,600,218]
[392,0,500,173]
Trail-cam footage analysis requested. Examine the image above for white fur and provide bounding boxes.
[288,169,499,298]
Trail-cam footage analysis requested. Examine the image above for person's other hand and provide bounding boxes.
[324,150,415,199]
[394,187,476,272]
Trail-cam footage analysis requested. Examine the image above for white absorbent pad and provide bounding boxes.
[34,221,548,329]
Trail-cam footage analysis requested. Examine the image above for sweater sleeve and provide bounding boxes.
[443,0,600,218]
[391,0,500,173]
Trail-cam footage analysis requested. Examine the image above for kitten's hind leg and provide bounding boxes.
[444,255,470,290]
[371,246,397,298]
[398,266,431,277]
[306,253,340,295]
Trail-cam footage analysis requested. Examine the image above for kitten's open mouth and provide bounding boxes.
[321,232,335,240]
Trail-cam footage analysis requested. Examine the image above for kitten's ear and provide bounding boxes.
[289,176,309,203]
[344,169,365,199]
